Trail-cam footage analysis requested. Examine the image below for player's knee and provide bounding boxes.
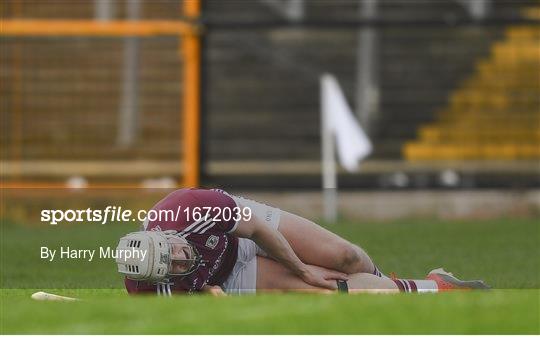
[336,245,364,274]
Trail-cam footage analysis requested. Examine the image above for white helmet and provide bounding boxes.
[115,230,203,283]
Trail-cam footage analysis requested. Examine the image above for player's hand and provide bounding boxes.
[203,285,227,297]
[299,265,349,290]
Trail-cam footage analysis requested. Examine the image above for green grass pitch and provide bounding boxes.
[1,217,539,334]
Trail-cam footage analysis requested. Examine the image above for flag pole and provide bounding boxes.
[321,74,373,223]
[321,74,338,223]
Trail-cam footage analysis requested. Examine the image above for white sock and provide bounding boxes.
[414,279,438,293]
[394,279,438,293]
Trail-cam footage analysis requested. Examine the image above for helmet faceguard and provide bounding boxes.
[115,230,204,285]
[167,234,203,277]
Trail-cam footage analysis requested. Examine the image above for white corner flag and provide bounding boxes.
[321,73,372,222]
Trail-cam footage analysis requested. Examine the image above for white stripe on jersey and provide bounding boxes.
[199,222,216,234]
[180,218,206,234]
[180,219,216,237]
[191,219,213,233]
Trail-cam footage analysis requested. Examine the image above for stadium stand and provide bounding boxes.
[205,0,538,161]
[0,0,538,187]
[405,4,540,160]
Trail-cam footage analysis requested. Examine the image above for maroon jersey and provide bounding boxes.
[125,188,239,294]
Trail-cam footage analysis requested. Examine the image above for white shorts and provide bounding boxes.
[221,195,281,295]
